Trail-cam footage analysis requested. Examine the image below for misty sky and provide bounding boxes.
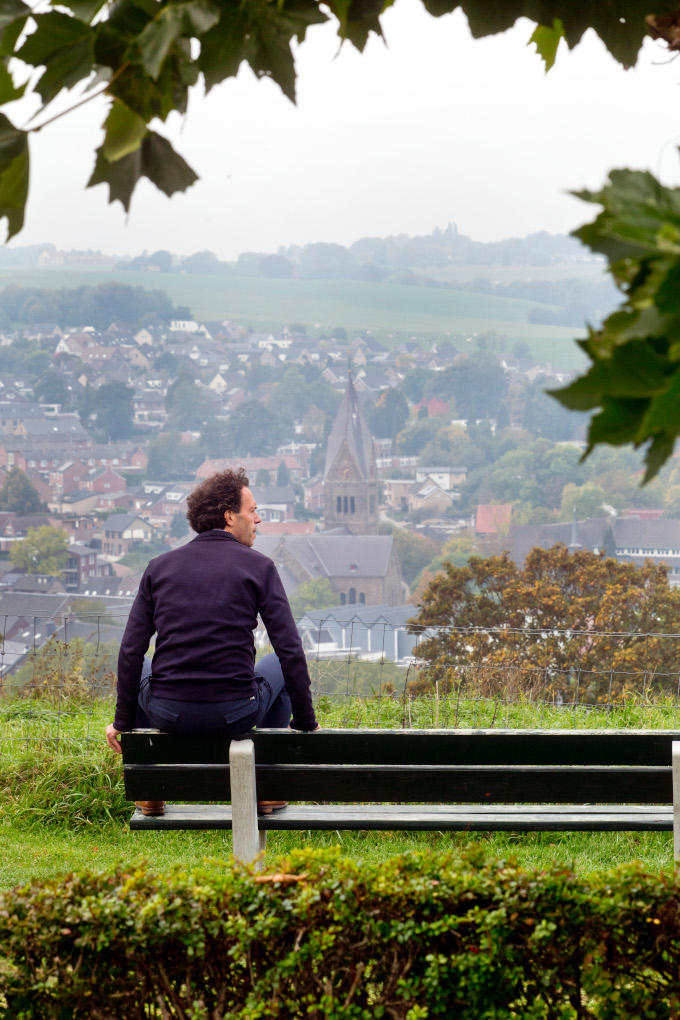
[10,0,680,259]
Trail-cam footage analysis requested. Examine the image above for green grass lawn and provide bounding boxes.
[2,693,679,889]
[2,821,673,890]
[0,266,588,370]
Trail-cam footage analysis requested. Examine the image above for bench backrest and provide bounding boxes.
[122,728,680,805]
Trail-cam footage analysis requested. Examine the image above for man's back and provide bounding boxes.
[140,530,272,692]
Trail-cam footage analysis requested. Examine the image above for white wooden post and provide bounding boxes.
[672,741,680,869]
[229,738,266,868]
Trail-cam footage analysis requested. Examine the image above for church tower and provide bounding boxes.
[323,371,379,535]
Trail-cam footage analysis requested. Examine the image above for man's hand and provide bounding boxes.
[106,723,122,753]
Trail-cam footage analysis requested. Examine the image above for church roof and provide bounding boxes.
[254,534,394,582]
[324,371,375,481]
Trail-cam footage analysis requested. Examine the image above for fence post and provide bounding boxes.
[673,741,680,869]
[229,738,265,868]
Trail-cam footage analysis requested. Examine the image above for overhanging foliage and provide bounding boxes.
[0,0,676,239]
[551,168,680,481]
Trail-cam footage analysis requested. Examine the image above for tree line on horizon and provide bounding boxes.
[118,225,585,281]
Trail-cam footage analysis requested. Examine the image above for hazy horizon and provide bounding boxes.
[6,0,680,259]
[7,221,593,261]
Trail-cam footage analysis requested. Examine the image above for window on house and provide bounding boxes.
[337,496,342,513]
[349,587,356,604]
[350,496,355,514]
[343,496,348,513]
[340,592,346,605]
[359,592,366,605]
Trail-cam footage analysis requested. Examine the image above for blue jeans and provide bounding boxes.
[135,652,292,736]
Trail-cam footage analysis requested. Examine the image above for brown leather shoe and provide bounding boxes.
[257,800,288,814]
[135,800,166,816]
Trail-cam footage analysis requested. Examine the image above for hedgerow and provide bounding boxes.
[2,848,680,1018]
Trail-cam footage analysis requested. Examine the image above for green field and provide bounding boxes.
[421,261,608,284]
[0,266,588,371]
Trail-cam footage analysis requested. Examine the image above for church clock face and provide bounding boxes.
[343,468,350,479]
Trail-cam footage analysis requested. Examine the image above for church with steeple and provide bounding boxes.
[322,371,379,535]
[254,370,403,606]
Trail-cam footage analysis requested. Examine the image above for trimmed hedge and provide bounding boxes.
[2,848,680,1018]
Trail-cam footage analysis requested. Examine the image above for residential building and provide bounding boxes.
[101,513,160,557]
[63,543,110,589]
[296,603,421,662]
[415,466,467,489]
[475,504,513,535]
[382,479,414,513]
[507,514,680,587]
[409,479,456,514]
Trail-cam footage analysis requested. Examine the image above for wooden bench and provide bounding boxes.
[121,727,680,868]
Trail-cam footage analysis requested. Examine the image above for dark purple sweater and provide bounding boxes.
[114,530,317,732]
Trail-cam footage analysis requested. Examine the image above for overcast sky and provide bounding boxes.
[10,0,680,259]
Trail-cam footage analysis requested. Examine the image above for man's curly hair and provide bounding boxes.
[186,468,250,533]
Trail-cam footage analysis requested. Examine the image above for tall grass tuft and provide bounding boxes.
[1,750,128,829]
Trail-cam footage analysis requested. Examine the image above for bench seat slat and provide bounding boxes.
[122,729,680,766]
[124,763,672,804]
[252,729,680,766]
[129,802,674,832]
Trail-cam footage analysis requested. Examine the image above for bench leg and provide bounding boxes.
[673,741,680,870]
[229,738,262,870]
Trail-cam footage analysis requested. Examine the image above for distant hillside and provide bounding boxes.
[280,225,586,275]
[0,267,589,371]
[4,225,592,281]
[240,226,589,281]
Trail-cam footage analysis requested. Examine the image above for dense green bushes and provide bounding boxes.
[2,848,680,1018]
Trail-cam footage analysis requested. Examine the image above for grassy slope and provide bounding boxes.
[422,262,608,284]
[2,697,679,888]
[0,267,588,371]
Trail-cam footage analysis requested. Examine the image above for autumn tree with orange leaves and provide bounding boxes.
[408,545,680,703]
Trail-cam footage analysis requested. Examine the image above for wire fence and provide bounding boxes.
[3,610,680,757]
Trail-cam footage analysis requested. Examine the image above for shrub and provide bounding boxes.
[2,848,680,1018]
[6,638,117,704]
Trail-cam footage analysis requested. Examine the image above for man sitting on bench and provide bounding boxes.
[105,468,319,815]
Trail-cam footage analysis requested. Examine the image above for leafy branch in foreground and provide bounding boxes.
[0,0,677,239]
[550,168,680,481]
